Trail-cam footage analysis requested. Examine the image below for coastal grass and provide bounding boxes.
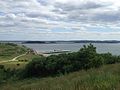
[0,53,42,69]
[1,63,120,90]
[0,43,42,69]
[0,43,27,61]
[17,53,41,61]
[0,61,27,69]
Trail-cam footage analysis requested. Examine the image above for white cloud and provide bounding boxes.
[0,0,120,40]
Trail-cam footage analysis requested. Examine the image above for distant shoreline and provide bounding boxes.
[1,40,120,44]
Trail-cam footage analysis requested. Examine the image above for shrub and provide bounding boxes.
[21,44,105,78]
[77,44,103,70]
[100,53,120,64]
[0,65,4,69]
[21,56,47,78]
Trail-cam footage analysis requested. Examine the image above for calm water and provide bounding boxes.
[22,43,120,55]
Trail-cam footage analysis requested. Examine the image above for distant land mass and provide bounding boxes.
[1,40,120,44]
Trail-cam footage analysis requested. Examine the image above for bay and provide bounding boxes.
[22,43,120,55]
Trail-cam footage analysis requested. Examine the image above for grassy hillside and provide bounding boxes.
[0,43,41,69]
[0,43,27,61]
[1,63,120,90]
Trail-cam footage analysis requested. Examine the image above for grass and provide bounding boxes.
[0,43,27,61]
[0,53,42,69]
[0,61,27,69]
[17,53,41,61]
[0,43,42,69]
[1,63,120,90]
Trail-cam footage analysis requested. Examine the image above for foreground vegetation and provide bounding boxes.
[1,63,120,90]
[1,43,120,90]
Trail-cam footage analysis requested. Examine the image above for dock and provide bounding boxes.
[43,50,71,54]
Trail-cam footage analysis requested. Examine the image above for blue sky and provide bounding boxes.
[0,0,120,40]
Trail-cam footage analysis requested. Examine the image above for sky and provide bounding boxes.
[0,0,120,41]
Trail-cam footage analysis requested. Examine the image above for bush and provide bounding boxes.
[0,65,4,69]
[20,56,47,78]
[77,44,103,70]
[0,67,16,84]
[100,53,120,64]
[21,44,105,78]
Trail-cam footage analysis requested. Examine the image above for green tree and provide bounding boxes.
[21,56,47,78]
[78,44,103,69]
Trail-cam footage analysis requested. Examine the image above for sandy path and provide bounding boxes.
[0,52,27,63]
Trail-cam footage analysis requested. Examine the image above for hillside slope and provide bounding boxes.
[0,43,27,61]
[1,63,120,90]
[0,43,41,69]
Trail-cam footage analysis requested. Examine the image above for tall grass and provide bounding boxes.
[1,63,120,90]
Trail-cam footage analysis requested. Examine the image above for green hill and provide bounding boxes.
[0,43,27,61]
[0,43,41,69]
[1,63,120,90]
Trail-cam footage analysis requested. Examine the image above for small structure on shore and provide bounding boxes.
[44,49,71,54]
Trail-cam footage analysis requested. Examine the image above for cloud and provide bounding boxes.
[93,10,120,22]
[0,0,120,40]
[54,1,107,12]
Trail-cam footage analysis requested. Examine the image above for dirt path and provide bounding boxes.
[11,52,27,61]
[0,52,27,63]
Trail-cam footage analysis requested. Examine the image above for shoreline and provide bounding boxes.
[36,50,71,56]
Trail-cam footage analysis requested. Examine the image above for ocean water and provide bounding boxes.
[22,43,120,55]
